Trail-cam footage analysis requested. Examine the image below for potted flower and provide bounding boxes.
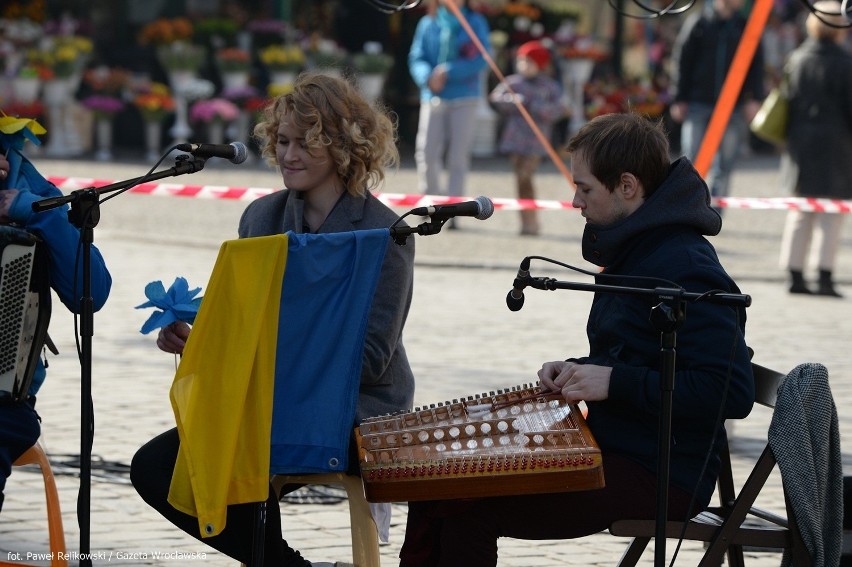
[133,82,176,161]
[156,42,206,75]
[259,44,305,85]
[133,83,176,123]
[12,65,42,104]
[353,42,394,103]
[189,97,240,145]
[352,51,393,76]
[80,95,124,160]
[308,38,347,76]
[138,18,194,47]
[80,94,125,121]
[215,47,252,89]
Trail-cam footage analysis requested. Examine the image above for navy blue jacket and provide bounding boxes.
[578,158,754,505]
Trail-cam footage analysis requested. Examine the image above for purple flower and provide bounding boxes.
[81,95,125,115]
[189,98,240,123]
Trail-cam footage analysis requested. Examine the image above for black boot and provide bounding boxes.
[789,270,812,294]
[818,270,843,298]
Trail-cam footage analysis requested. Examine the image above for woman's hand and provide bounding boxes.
[157,321,191,355]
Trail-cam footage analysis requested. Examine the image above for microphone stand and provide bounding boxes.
[32,155,207,567]
[515,271,750,567]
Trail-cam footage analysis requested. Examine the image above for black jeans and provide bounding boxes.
[399,453,697,567]
[130,428,287,565]
[0,396,40,511]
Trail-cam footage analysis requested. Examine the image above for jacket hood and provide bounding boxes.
[581,157,721,266]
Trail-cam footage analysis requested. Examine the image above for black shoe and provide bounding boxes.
[281,543,312,567]
[789,283,813,294]
[818,285,844,298]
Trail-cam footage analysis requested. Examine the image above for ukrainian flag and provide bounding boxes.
[167,229,389,537]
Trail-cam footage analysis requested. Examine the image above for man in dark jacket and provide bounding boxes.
[670,0,765,211]
[399,113,754,567]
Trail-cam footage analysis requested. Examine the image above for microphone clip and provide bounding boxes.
[389,217,446,245]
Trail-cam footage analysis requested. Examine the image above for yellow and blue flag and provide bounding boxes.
[167,229,389,537]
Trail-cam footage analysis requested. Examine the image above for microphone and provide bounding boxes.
[506,257,531,312]
[411,196,495,221]
[175,142,248,164]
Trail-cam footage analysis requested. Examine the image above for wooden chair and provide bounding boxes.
[0,441,67,567]
[271,472,380,567]
[609,363,816,566]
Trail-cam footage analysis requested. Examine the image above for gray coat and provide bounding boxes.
[783,38,852,198]
[237,189,415,422]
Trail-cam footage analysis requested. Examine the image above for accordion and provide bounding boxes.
[0,225,50,401]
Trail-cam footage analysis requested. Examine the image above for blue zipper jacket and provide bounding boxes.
[408,6,491,103]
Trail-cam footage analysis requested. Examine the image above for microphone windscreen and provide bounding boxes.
[230,142,249,164]
[475,196,495,220]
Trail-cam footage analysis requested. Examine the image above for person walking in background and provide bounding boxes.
[778,1,852,297]
[489,40,566,236]
[408,0,491,204]
[670,0,765,211]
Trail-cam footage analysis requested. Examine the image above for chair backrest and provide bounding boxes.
[751,362,785,409]
[610,362,816,567]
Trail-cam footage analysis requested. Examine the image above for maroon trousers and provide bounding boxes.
[399,453,698,567]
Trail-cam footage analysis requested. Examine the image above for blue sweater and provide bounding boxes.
[578,158,754,505]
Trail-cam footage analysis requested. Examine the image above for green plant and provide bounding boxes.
[157,42,206,72]
[353,52,394,75]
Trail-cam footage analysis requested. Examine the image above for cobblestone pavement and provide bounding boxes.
[1,150,850,566]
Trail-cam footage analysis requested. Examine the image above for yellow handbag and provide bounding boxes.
[749,83,788,145]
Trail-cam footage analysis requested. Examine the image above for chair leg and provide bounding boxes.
[616,537,650,567]
[338,475,381,567]
[0,443,68,567]
[272,473,381,567]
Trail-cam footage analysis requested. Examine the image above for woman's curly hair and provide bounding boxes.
[253,73,399,196]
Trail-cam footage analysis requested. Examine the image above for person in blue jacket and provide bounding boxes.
[0,140,112,513]
[399,113,754,567]
[408,0,490,201]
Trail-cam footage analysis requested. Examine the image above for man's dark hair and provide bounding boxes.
[566,113,671,199]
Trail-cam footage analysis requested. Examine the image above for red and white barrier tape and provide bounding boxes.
[46,177,852,214]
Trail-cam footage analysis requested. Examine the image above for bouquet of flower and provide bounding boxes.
[80,94,124,121]
[309,38,346,71]
[353,42,393,75]
[82,66,129,96]
[157,41,206,72]
[193,18,240,48]
[246,19,289,49]
[221,85,261,109]
[189,97,240,124]
[259,44,305,72]
[16,64,51,80]
[27,35,92,79]
[138,18,194,46]
[133,83,175,123]
[215,47,251,73]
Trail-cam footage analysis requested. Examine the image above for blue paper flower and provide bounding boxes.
[136,277,203,334]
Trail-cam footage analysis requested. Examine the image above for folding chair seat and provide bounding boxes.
[271,472,381,567]
[0,441,67,567]
[610,362,842,566]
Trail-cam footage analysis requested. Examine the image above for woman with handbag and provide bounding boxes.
[778,1,852,296]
